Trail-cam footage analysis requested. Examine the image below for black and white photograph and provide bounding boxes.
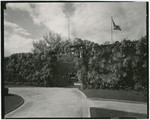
[1,1,148,119]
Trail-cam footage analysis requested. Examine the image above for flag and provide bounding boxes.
[111,17,121,30]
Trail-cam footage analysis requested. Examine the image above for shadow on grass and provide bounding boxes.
[80,89,147,103]
[4,93,24,115]
[90,107,148,119]
[6,93,16,96]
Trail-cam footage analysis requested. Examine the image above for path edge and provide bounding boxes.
[76,89,91,118]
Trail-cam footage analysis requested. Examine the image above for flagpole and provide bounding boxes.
[111,17,113,43]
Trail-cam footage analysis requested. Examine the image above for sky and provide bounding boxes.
[4,2,147,56]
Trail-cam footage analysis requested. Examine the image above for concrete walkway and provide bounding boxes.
[5,87,89,118]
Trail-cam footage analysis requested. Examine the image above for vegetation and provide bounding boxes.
[81,89,147,102]
[4,30,147,95]
[4,31,76,87]
[4,87,9,95]
[75,36,147,95]
[90,108,147,119]
[4,94,24,115]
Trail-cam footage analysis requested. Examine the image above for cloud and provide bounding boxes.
[7,3,30,10]
[34,3,67,35]
[71,2,146,43]
[4,12,7,16]
[7,3,41,24]
[4,20,31,36]
[4,19,19,28]
[62,3,76,17]
[7,2,146,44]
[4,34,34,56]
[4,20,34,56]
[7,3,68,36]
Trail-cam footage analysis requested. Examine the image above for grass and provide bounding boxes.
[5,84,40,87]
[90,107,148,119]
[81,89,147,102]
[81,89,148,118]
[4,93,24,115]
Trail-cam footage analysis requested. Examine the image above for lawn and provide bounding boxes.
[90,107,148,119]
[4,94,24,115]
[81,89,147,102]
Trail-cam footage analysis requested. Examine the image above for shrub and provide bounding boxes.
[75,36,147,93]
[134,82,143,92]
[4,87,9,95]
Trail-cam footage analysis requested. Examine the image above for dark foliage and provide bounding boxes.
[75,36,147,95]
[4,31,76,87]
[4,87,9,95]
[4,33,147,94]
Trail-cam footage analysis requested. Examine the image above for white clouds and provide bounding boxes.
[4,12,7,16]
[4,20,19,28]
[7,3,30,11]
[71,3,107,41]
[4,20,34,56]
[7,3,41,24]
[7,3,68,37]
[4,34,34,56]
[6,2,146,45]
[71,2,146,43]
[35,3,67,35]
[4,20,31,36]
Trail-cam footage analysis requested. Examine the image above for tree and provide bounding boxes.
[32,31,74,87]
[32,30,62,54]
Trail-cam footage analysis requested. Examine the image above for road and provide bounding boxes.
[5,87,147,118]
[5,87,89,118]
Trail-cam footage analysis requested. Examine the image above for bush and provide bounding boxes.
[4,35,147,94]
[4,87,9,95]
[75,36,147,93]
[134,82,143,92]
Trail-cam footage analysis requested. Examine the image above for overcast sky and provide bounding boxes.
[4,2,146,56]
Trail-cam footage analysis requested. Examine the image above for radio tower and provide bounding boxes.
[68,17,70,40]
[66,14,70,40]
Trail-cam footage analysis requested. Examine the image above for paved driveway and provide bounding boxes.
[5,87,89,118]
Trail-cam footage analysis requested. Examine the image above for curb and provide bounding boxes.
[76,89,91,118]
[5,94,25,118]
[76,89,147,117]
[89,97,147,105]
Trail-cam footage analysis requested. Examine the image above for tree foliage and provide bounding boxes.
[74,36,147,95]
[4,32,147,95]
[4,31,74,87]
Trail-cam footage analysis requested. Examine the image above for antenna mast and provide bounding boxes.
[68,17,70,40]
